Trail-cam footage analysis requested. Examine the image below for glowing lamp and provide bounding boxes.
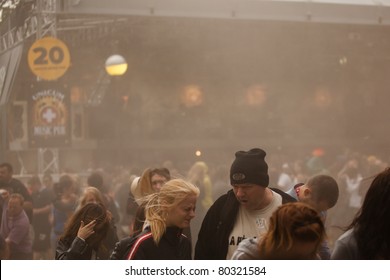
[181,85,203,107]
[105,55,128,76]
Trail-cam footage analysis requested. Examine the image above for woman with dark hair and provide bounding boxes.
[331,168,390,259]
[55,203,110,260]
[76,187,119,258]
[232,202,325,260]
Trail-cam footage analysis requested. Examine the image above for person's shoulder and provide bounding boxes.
[13,210,30,225]
[126,231,154,259]
[209,190,230,205]
[270,187,297,203]
[133,230,153,246]
[331,228,358,260]
[209,190,237,210]
[216,189,232,199]
[9,177,27,189]
[118,230,150,246]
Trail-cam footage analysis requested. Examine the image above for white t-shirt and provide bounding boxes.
[226,190,282,259]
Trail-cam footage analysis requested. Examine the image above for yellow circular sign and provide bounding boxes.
[28,36,70,80]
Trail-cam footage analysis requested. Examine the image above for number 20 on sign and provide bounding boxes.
[28,36,71,81]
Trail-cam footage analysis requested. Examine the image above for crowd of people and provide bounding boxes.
[0,146,389,260]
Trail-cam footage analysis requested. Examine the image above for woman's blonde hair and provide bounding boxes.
[259,202,325,259]
[77,186,106,209]
[142,178,199,244]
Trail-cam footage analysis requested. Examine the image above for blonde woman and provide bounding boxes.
[114,179,199,260]
[232,202,325,260]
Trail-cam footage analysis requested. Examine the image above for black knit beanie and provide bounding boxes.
[230,148,269,187]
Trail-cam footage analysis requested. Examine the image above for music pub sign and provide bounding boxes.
[28,84,71,148]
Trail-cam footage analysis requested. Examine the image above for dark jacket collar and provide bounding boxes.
[163,226,184,245]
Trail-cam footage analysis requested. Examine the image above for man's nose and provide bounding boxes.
[235,187,246,197]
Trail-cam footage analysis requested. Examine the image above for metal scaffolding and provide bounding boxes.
[1,1,58,172]
[37,147,59,175]
[0,0,57,54]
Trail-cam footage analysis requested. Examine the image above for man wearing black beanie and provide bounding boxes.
[195,148,295,260]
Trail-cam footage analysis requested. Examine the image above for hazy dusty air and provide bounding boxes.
[2,0,390,265]
[67,15,390,168]
[3,1,390,174]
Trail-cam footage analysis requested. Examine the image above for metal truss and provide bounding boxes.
[37,147,59,175]
[0,0,57,54]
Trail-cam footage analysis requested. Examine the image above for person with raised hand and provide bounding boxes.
[55,202,110,260]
